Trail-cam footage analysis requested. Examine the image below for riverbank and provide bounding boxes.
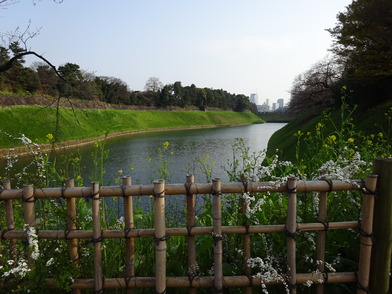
[0,105,263,157]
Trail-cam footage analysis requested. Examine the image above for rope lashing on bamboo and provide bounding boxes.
[354,271,370,293]
[186,226,194,236]
[64,229,72,240]
[320,178,333,192]
[286,184,297,194]
[284,224,299,240]
[22,193,35,203]
[185,181,192,195]
[94,276,105,294]
[61,185,66,199]
[246,274,253,287]
[285,276,297,290]
[91,230,103,245]
[153,190,165,198]
[211,188,222,197]
[212,232,224,245]
[357,219,374,246]
[360,179,377,195]
[188,268,199,288]
[124,228,134,239]
[153,235,167,246]
[318,220,330,231]
[124,276,135,289]
[322,272,329,284]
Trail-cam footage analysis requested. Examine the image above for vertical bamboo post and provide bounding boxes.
[65,179,81,294]
[316,190,328,294]
[65,179,79,263]
[356,174,377,294]
[91,181,103,293]
[286,177,297,294]
[240,175,252,294]
[23,184,35,264]
[371,158,392,293]
[122,176,135,294]
[3,180,17,261]
[185,174,197,294]
[154,179,166,294]
[212,178,223,293]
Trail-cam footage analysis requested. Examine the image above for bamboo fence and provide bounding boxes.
[0,174,379,293]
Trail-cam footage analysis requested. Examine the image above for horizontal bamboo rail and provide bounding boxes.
[0,176,378,293]
[0,221,360,240]
[0,272,357,289]
[0,180,365,200]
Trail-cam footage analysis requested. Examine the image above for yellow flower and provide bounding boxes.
[118,169,123,174]
[46,133,53,140]
[347,138,354,143]
[147,157,152,162]
[378,132,384,137]
[163,141,170,149]
[94,141,99,148]
[327,135,337,144]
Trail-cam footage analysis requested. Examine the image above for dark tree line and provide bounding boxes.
[0,43,256,113]
[289,0,392,114]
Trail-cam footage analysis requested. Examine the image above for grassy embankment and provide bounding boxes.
[0,105,263,149]
[267,101,392,161]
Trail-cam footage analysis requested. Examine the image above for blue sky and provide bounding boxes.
[2,0,352,105]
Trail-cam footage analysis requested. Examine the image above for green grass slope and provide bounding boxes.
[0,106,263,148]
[267,101,392,161]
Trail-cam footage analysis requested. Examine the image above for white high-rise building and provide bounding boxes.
[277,98,284,109]
[250,93,258,105]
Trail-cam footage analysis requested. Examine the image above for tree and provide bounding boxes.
[327,0,392,105]
[95,76,130,104]
[144,77,163,92]
[289,57,342,114]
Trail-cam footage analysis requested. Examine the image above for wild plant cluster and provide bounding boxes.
[0,101,391,293]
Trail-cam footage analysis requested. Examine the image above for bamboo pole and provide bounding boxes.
[3,180,17,261]
[65,179,81,294]
[286,177,297,293]
[153,179,166,294]
[356,174,377,294]
[316,190,328,294]
[185,174,198,294]
[212,178,223,293]
[0,180,364,201]
[23,184,35,265]
[9,272,356,290]
[91,181,103,293]
[0,221,361,240]
[122,176,135,294]
[371,158,392,294]
[240,175,252,294]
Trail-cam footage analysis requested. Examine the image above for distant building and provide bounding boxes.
[277,98,284,109]
[250,93,258,105]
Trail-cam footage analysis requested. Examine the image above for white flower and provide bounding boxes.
[46,258,55,267]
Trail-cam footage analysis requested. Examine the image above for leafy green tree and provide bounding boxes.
[56,63,83,97]
[33,62,59,96]
[328,0,392,105]
[95,76,130,104]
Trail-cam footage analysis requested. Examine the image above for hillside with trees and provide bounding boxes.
[0,44,257,113]
[288,0,392,114]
